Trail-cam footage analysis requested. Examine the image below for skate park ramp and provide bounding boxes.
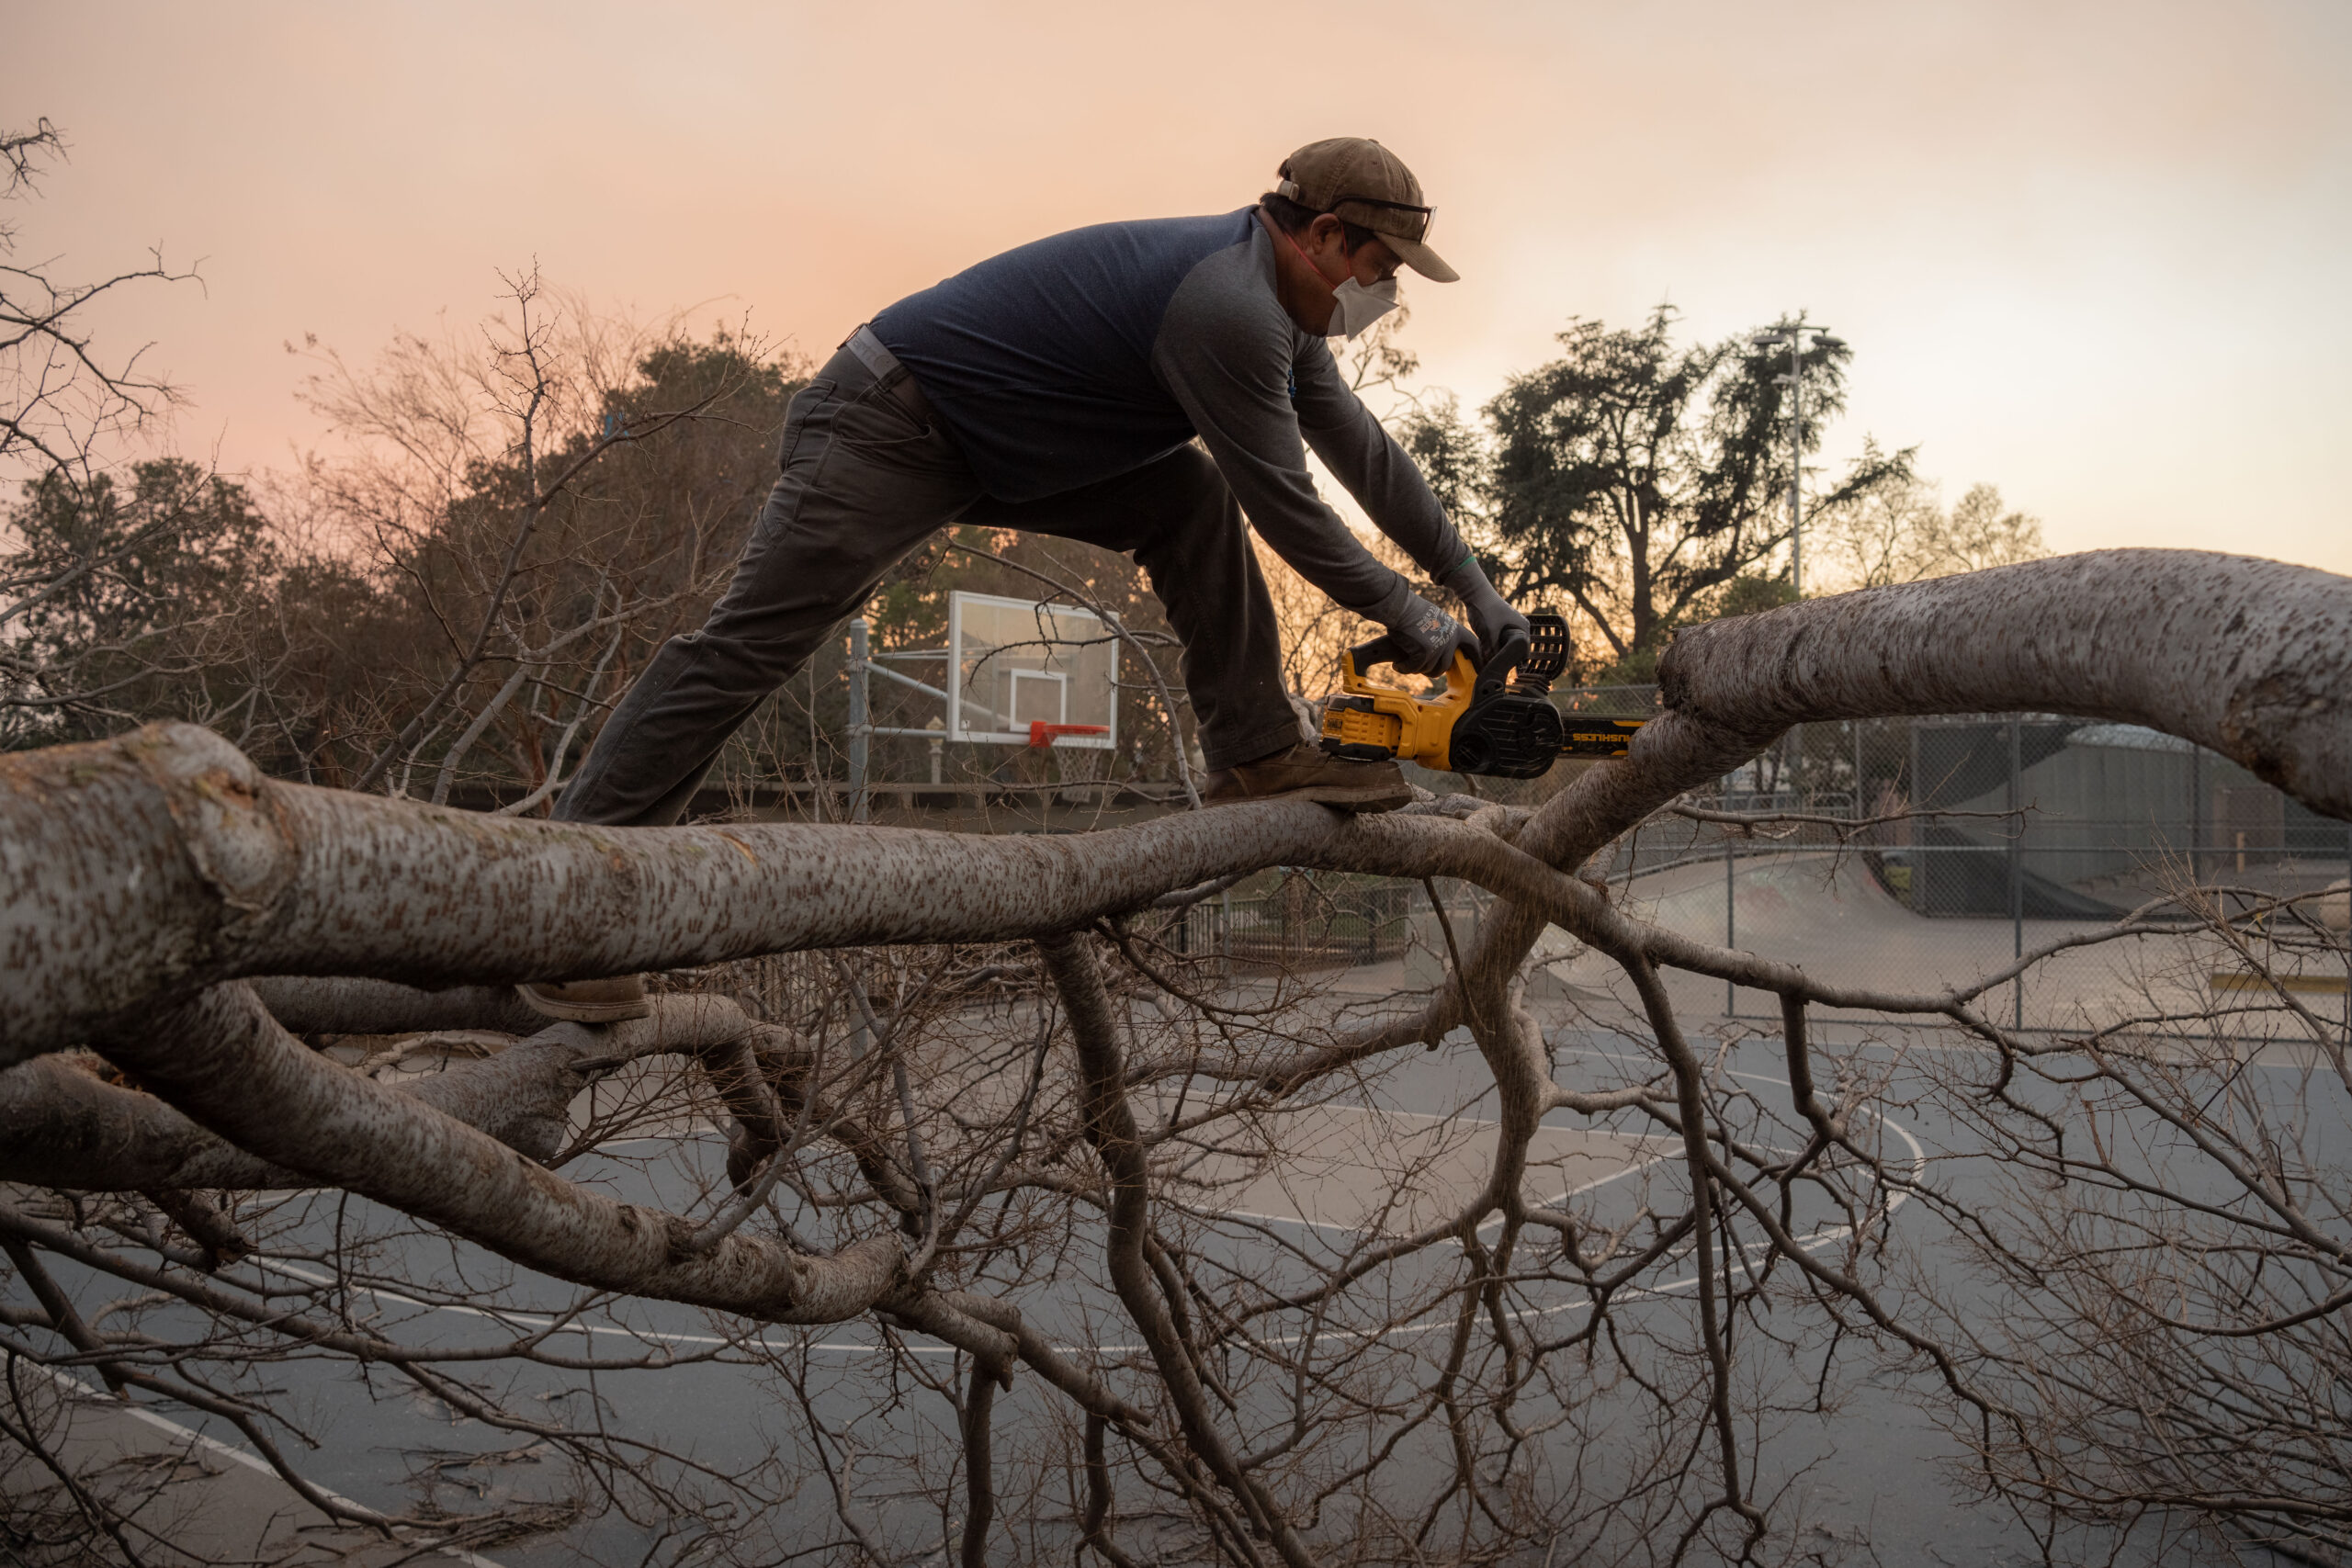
[1528,852,2314,1034]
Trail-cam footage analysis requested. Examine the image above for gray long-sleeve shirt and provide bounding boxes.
[870,209,1465,625]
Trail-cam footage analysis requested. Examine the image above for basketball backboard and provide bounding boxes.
[947,592,1117,748]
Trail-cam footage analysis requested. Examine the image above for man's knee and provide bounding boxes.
[656,626,808,705]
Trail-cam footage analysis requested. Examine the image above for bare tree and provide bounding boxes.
[0,120,197,484]
[0,547,2345,1564]
[278,270,794,801]
[1809,446,2048,592]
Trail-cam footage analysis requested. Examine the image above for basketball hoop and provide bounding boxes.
[1028,721,1110,749]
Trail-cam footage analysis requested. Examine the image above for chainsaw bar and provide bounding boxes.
[1556,719,1647,759]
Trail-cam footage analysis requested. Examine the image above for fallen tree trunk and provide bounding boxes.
[1,548,2333,1070]
[3,549,2347,1564]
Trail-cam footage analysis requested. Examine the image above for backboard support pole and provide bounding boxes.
[849,616,871,824]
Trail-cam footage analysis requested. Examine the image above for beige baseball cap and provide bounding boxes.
[1273,137,1458,283]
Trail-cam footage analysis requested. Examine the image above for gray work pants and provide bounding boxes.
[552,337,1301,827]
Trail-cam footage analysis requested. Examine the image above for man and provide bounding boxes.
[524,137,1529,1021]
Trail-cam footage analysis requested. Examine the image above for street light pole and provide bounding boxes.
[1749,321,1846,600]
[1749,321,1846,802]
[1789,336,1804,597]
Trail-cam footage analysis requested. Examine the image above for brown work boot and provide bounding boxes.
[517,976,651,1023]
[1202,742,1413,811]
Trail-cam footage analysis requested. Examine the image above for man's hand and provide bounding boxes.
[1441,559,1532,666]
[1385,591,1477,676]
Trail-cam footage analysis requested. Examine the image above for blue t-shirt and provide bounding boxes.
[870,209,1463,622]
[874,211,1250,503]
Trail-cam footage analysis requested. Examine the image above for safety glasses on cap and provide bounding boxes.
[1330,194,1434,243]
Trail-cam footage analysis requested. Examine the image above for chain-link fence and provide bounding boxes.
[1304,696,2352,1039]
[1541,700,2352,1037]
[729,656,2352,1038]
[1162,873,1416,971]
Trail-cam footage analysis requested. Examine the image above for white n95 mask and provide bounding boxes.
[1327,276,1400,341]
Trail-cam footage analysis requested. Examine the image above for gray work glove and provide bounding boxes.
[1441,558,1532,668]
[1385,590,1478,677]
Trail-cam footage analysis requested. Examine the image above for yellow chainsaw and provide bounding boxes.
[1317,611,1646,778]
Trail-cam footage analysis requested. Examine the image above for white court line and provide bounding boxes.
[235,1076,1925,1363]
[20,1361,510,1568]
[1152,1064,1927,1353]
[1189,1141,1676,1239]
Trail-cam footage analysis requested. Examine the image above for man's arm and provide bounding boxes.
[1294,345,1531,662]
[1288,341,1472,584]
[1152,237,1507,674]
[1152,250,1423,626]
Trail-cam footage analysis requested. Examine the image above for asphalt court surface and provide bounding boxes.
[11,854,2340,1564]
[22,944,2324,1564]
[5,1361,508,1567]
[10,1029,1724,1563]
[1156,1100,1675,1240]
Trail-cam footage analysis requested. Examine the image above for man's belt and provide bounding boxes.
[845,324,932,423]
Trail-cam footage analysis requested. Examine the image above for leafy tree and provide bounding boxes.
[6,460,270,646]
[1713,570,1797,616]
[1,117,220,748]
[2,459,275,744]
[1401,308,1910,668]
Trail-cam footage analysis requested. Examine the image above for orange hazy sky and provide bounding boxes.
[8,0,2348,571]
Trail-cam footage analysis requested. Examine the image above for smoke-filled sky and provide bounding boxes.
[8,0,2348,571]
